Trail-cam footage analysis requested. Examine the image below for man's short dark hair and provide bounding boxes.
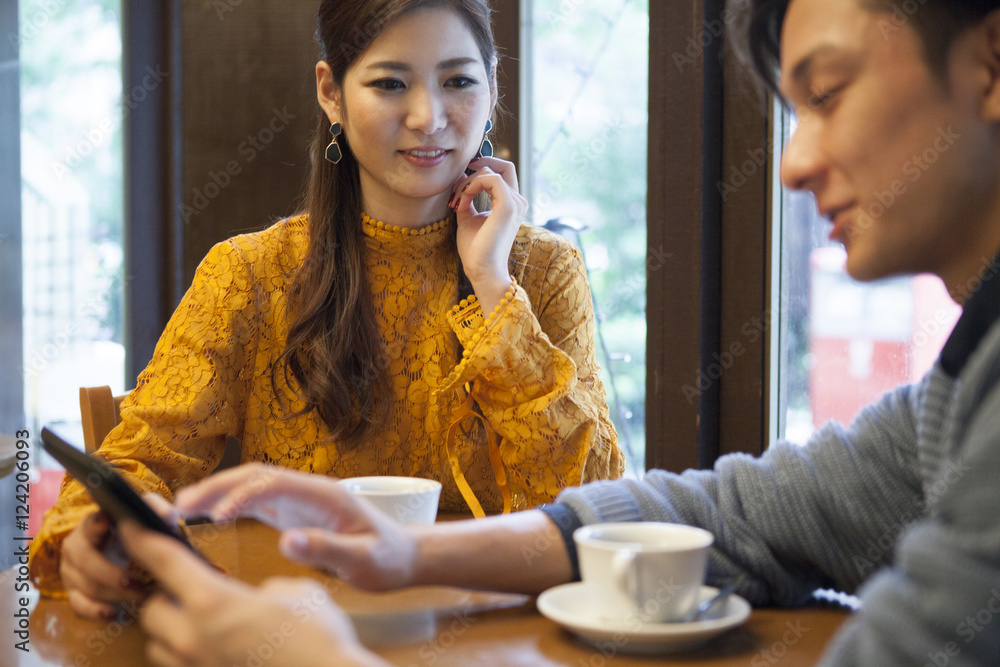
[729,0,1000,99]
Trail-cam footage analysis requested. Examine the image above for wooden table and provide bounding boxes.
[4,520,852,666]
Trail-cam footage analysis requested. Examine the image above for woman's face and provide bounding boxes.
[778,0,1000,292]
[318,6,495,219]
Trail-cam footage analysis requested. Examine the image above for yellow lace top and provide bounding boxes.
[30,214,623,595]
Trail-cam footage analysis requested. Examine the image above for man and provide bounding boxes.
[120,0,1000,664]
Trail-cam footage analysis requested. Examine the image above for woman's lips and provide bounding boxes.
[400,148,449,167]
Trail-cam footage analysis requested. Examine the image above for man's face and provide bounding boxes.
[778,0,1000,291]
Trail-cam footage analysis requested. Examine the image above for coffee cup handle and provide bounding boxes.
[611,548,639,604]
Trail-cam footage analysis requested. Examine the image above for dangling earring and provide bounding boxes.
[325,122,343,164]
[477,119,493,159]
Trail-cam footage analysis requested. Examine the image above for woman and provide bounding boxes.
[32,0,623,619]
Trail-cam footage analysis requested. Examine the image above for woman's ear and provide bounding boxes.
[489,57,499,110]
[316,61,342,124]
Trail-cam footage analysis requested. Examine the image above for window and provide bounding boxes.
[19,0,125,532]
[771,108,960,444]
[21,0,126,426]
[524,0,649,475]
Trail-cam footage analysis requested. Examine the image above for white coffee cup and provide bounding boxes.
[573,522,713,623]
[338,476,442,525]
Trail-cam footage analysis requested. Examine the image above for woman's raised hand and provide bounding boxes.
[173,464,420,591]
[449,156,528,314]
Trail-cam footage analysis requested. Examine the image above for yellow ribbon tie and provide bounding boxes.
[445,384,511,518]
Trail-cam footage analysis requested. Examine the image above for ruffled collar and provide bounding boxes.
[361,213,454,260]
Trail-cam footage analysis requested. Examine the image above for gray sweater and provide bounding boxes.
[557,277,1000,665]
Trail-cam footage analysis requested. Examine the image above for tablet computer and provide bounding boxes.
[40,426,204,556]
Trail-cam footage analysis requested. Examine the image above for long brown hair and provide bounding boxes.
[277,0,498,447]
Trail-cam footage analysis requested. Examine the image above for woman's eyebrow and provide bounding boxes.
[365,57,479,72]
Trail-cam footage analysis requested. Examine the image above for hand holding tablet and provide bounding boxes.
[40,427,208,560]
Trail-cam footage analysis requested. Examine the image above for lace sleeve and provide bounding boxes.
[29,238,259,595]
[438,233,623,507]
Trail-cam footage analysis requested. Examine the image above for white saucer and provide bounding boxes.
[537,583,751,655]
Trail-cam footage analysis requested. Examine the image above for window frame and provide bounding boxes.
[123,0,172,381]
[1,2,23,437]
[646,1,772,471]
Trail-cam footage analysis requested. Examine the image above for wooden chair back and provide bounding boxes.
[79,386,128,454]
[77,386,242,469]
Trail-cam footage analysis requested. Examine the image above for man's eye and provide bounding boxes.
[807,85,842,110]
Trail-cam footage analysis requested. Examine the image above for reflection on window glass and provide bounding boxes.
[774,113,961,444]
[20,1,123,460]
[528,0,648,475]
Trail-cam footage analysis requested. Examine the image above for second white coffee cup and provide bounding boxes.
[338,476,442,525]
[574,522,714,623]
